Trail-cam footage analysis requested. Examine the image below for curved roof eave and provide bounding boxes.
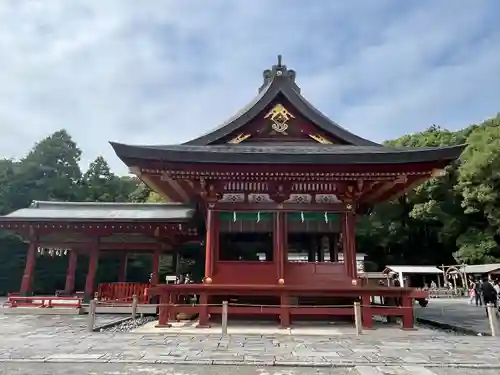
[184,75,380,147]
[109,142,466,166]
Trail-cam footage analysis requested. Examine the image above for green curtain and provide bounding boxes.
[217,211,339,223]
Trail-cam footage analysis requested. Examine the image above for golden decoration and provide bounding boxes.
[264,103,294,134]
[278,278,285,285]
[351,279,358,286]
[204,277,212,284]
[228,133,251,144]
[308,134,332,144]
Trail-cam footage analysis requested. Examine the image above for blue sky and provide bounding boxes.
[1,0,499,174]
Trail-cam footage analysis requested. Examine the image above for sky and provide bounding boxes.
[1,0,500,174]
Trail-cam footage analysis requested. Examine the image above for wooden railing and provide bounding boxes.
[97,282,150,303]
[7,295,82,308]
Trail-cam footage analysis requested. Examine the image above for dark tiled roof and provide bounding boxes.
[0,201,195,222]
[184,63,380,146]
[110,142,466,165]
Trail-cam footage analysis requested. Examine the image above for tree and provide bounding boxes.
[455,114,500,263]
[15,130,83,205]
[146,191,166,203]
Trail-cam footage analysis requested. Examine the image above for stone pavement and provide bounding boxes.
[0,363,499,375]
[0,314,500,370]
[416,298,495,335]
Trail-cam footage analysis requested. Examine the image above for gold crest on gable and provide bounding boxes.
[264,104,294,134]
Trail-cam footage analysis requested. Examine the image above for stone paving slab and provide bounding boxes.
[0,363,499,375]
[0,314,500,368]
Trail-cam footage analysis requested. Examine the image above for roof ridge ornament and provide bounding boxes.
[259,55,299,93]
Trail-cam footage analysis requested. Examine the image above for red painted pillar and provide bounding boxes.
[282,213,288,270]
[20,241,37,296]
[198,207,216,328]
[118,253,127,282]
[151,248,160,285]
[84,242,99,301]
[274,212,285,283]
[64,251,78,294]
[204,208,215,283]
[342,209,358,279]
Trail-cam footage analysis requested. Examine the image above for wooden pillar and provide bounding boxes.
[20,240,37,296]
[308,235,317,262]
[64,251,78,294]
[84,242,99,301]
[342,209,358,279]
[282,212,288,267]
[361,294,373,329]
[151,247,160,285]
[198,207,216,329]
[157,293,172,327]
[274,212,285,283]
[401,296,414,329]
[197,292,210,328]
[118,252,127,282]
[279,292,290,328]
[329,234,338,262]
[172,250,179,280]
[204,208,216,283]
[317,236,325,262]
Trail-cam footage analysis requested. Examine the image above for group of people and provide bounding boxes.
[468,276,500,311]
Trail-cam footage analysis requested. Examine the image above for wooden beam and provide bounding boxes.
[211,202,348,212]
[385,172,437,202]
[129,166,173,202]
[362,175,408,202]
[161,173,190,202]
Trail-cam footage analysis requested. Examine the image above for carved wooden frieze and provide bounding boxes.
[219,193,246,203]
[284,194,312,204]
[315,194,341,204]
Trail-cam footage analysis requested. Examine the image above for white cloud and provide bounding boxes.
[0,0,498,174]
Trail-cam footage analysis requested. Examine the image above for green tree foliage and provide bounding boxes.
[358,114,500,267]
[82,156,139,202]
[146,191,166,203]
[0,130,146,294]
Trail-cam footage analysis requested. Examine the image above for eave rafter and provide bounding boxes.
[386,168,447,202]
[129,166,175,202]
[361,174,408,202]
[160,173,191,202]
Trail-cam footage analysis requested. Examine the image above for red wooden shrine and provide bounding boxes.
[0,57,464,328]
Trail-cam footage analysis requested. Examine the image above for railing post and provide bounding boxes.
[487,303,497,336]
[354,301,362,336]
[221,300,228,336]
[132,294,138,320]
[88,299,96,332]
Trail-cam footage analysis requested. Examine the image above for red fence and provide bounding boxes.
[7,295,82,308]
[97,283,150,303]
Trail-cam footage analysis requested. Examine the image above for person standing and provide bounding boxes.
[481,278,498,317]
[468,276,476,304]
[474,278,483,306]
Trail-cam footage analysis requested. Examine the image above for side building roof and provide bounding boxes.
[0,201,195,222]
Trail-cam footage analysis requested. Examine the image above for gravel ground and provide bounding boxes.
[101,316,157,333]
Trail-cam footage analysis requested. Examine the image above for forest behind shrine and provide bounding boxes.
[1,112,500,294]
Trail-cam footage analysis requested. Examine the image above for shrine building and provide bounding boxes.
[0,57,464,328]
